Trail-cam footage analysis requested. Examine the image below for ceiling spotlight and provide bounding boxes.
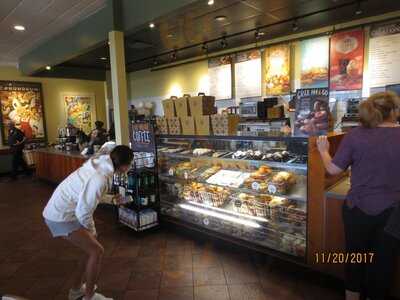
[255,29,265,40]
[100,57,107,61]
[215,15,227,22]
[45,66,51,70]
[201,43,208,53]
[220,37,228,48]
[355,1,363,15]
[292,19,299,32]
[208,0,214,5]
[149,22,155,29]
[13,25,25,31]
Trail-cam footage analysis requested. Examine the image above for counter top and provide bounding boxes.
[325,176,350,200]
[33,147,89,160]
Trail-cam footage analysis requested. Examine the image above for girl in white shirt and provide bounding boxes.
[43,145,133,300]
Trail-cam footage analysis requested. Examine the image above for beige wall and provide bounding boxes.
[0,66,106,144]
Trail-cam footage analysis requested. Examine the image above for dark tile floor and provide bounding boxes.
[0,177,344,300]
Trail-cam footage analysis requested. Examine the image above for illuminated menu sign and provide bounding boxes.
[234,50,262,99]
[369,22,400,88]
[300,37,329,88]
[208,56,232,100]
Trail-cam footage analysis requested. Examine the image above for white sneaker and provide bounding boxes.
[68,283,98,300]
[83,292,114,300]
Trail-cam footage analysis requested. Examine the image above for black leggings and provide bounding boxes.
[342,204,399,300]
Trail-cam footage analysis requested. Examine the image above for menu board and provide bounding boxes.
[330,29,364,91]
[234,50,261,99]
[369,22,400,88]
[264,44,291,95]
[300,37,329,88]
[208,56,232,100]
[294,88,329,137]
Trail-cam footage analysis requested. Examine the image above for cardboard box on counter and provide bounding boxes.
[162,96,177,118]
[211,114,240,136]
[156,117,169,134]
[189,93,216,116]
[267,106,284,120]
[181,116,196,135]
[195,116,211,135]
[167,117,181,135]
[175,95,191,117]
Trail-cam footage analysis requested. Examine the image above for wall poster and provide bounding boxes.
[294,88,329,136]
[0,81,45,143]
[264,44,291,95]
[330,29,364,91]
[234,50,262,100]
[300,37,329,88]
[63,93,96,134]
[208,56,232,100]
[369,21,400,88]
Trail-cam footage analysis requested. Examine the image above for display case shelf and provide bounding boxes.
[158,174,307,202]
[157,151,308,172]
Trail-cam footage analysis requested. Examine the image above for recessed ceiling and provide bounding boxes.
[0,0,107,66]
[45,0,400,76]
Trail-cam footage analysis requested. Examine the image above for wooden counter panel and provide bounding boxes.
[35,151,86,183]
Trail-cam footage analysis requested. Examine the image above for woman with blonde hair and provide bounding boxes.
[317,92,400,300]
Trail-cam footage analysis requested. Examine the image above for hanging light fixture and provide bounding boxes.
[220,36,228,48]
[254,29,265,40]
[201,43,208,53]
[171,50,177,61]
[292,19,299,32]
[355,1,363,15]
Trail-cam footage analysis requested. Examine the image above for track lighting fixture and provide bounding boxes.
[292,19,299,32]
[202,43,208,53]
[220,37,228,48]
[355,1,363,15]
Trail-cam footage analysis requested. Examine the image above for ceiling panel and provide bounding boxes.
[0,0,106,65]
[51,0,400,75]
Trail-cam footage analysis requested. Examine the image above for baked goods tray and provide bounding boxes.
[158,150,307,172]
[158,174,307,202]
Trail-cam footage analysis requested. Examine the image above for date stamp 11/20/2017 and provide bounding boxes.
[314,252,375,264]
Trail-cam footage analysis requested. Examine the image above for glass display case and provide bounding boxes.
[156,133,309,259]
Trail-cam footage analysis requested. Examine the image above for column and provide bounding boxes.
[108,30,129,145]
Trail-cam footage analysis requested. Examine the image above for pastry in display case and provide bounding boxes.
[156,133,308,259]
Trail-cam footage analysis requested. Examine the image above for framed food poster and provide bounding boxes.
[208,56,233,100]
[63,93,96,134]
[294,88,329,137]
[264,44,291,95]
[300,37,329,88]
[330,29,364,91]
[0,81,46,144]
[234,50,262,99]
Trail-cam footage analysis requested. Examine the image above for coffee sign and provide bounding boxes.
[130,121,155,152]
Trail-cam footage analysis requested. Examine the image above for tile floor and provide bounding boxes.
[0,177,345,300]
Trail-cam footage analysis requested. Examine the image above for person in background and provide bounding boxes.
[89,121,107,153]
[43,145,133,300]
[7,122,30,180]
[317,92,400,300]
[108,123,115,141]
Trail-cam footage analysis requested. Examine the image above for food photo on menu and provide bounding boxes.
[329,29,364,91]
[294,88,330,136]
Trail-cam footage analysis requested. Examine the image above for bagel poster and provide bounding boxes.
[294,88,329,136]
[0,81,45,143]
